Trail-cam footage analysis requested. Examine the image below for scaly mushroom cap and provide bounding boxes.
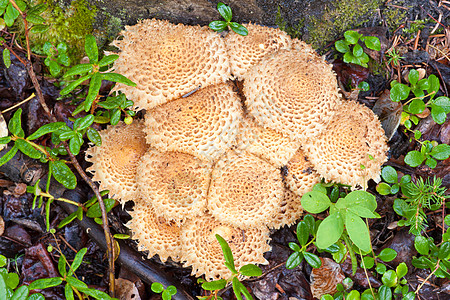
[302,100,389,188]
[111,19,230,111]
[126,200,181,262]
[267,187,304,230]
[237,116,300,167]
[208,150,283,229]
[243,49,340,142]
[144,83,243,162]
[180,213,270,280]
[85,121,148,203]
[285,148,321,197]
[136,150,211,224]
[224,23,292,79]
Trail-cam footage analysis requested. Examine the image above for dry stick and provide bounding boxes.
[5,0,116,295]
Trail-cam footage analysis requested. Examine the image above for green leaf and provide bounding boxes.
[86,198,116,218]
[69,248,87,274]
[113,233,129,239]
[166,285,177,296]
[239,264,262,277]
[209,20,228,32]
[301,191,331,214]
[26,293,45,300]
[0,255,6,267]
[335,40,350,53]
[215,234,237,274]
[28,277,63,290]
[303,252,322,268]
[78,287,111,300]
[64,64,93,77]
[85,34,98,63]
[26,13,45,24]
[438,241,450,260]
[30,24,49,34]
[50,160,77,189]
[378,285,392,300]
[382,270,398,287]
[361,256,374,269]
[344,30,362,44]
[5,3,19,26]
[427,74,440,99]
[408,99,425,114]
[296,221,309,246]
[109,109,121,125]
[229,22,248,36]
[28,122,65,140]
[408,69,419,86]
[396,262,408,278]
[432,96,450,113]
[343,191,377,211]
[75,114,95,131]
[346,211,371,252]
[404,151,425,167]
[348,207,379,219]
[358,81,370,91]
[48,60,61,77]
[303,214,316,235]
[376,182,392,195]
[102,72,136,87]
[425,157,437,169]
[8,108,23,137]
[0,145,18,167]
[378,248,397,262]
[86,127,102,146]
[69,134,82,155]
[59,131,76,141]
[201,279,227,291]
[0,136,11,144]
[11,285,28,300]
[60,74,92,95]
[64,283,74,300]
[6,272,19,289]
[376,263,386,274]
[15,139,42,159]
[430,144,450,160]
[217,2,232,22]
[353,43,363,57]
[85,73,102,112]
[430,105,446,124]
[28,3,47,14]
[286,252,303,269]
[316,212,344,250]
[58,254,67,277]
[289,242,301,252]
[390,84,410,102]
[414,236,429,255]
[2,48,10,68]
[98,54,119,67]
[151,282,164,293]
[364,36,381,51]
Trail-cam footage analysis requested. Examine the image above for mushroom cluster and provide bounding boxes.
[85,20,388,280]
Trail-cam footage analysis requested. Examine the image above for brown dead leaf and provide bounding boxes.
[115,278,142,300]
[310,258,345,299]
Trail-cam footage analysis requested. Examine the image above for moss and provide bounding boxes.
[28,0,97,62]
[382,6,407,32]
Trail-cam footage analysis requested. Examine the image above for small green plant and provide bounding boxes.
[412,236,450,280]
[42,41,71,77]
[390,70,450,125]
[385,47,404,67]
[286,214,322,269]
[198,234,262,300]
[151,282,177,300]
[334,30,381,68]
[209,2,248,36]
[403,140,449,169]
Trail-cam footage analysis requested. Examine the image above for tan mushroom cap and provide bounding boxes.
[145,83,243,162]
[267,187,304,230]
[302,100,388,188]
[243,49,340,142]
[180,213,270,280]
[136,150,211,224]
[224,23,292,79]
[111,19,230,111]
[126,200,181,262]
[208,150,283,229]
[237,116,300,167]
[85,121,149,203]
[285,148,321,197]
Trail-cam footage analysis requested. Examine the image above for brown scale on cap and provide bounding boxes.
[85,121,149,203]
[243,49,341,142]
[208,150,283,229]
[144,83,243,162]
[126,200,182,263]
[224,23,293,79]
[285,148,321,197]
[111,19,231,111]
[267,186,304,230]
[302,100,388,188]
[136,150,211,224]
[180,213,270,281]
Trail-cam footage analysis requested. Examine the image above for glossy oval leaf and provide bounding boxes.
[303,252,321,268]
[343,190,377,211]
[28,277,63,290]
[390,83,410,102]
[11,285,28,300]
[345,211,371,252]
[229,22,248,36]
[201,279,227,291]
[102,72,136,87]
[15,139,42,159]
[64,64,93,78]
[85,73,102,112]
[364,36,381,51]
[414,235,429,255]
[404,150,425,167]
[50,160,77,189]
[98,54,119,67]
[430,144,450,160]
[28,122,66,140]
[217,2,232,22]
[239,264,262,277]
[286,252,303,269]
[316,212,344,250]
[296,221,309,246]
[301,191,331,214]
[378,248,397,262]
[85,34,98,63]
[0,145,18,167]
[86,127,102,146]
[209,20,227,32]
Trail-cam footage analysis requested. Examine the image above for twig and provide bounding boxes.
[415,260,440,294]
[1,93,35,113]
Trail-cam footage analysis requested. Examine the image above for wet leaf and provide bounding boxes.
[316,212,344,250]
[0,145,18,167]
[390,84,410,102]
[239,264,262,277]
[84,34,98,63]
[404,151,425,167]
[28,277,63,290]
[98,54,119,67]
[381,270,397,287]
[15,139,42,159]
[85,73,102,112]
[303,252,321,268]
[2,48,10,68]
[69,248,87,275]
[301,191,331,214]
[430,144,450,160]
[64,64,93,77]
[28,122,65,140]
[286,252,303,269]
[229,22,248,36]
[209,20,227,32]
[378,248,397,262]
[86,127,101,146]
[50,160,76,189]
[414,236,429,255]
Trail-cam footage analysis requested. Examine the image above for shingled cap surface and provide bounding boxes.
[243,49,340,142]
[111,19,231,111]
[85,121,148,203]
[144,83,243,162]
[285,147,321,197]
[302,100,388,188]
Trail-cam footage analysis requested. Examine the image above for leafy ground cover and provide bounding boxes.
[0,1,448,299]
